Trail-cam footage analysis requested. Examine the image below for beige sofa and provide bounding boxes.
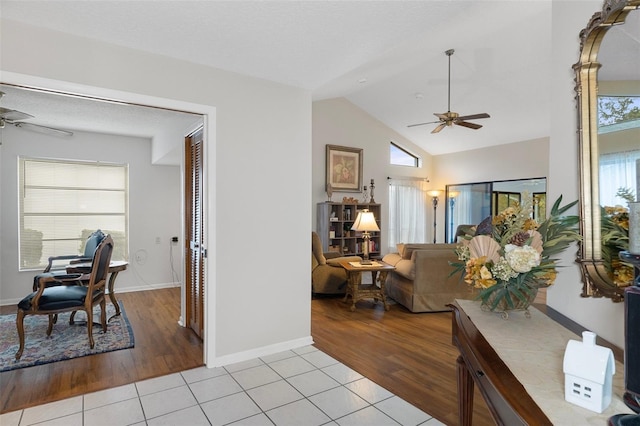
[382,243,476,312]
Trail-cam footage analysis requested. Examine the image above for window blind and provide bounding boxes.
[19,157,128,270]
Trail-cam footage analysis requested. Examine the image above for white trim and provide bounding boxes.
[210,337,315,368]
[1,71,217,367]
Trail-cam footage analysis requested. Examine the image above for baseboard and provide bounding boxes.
[208,336,315,368]
[113,282,181,294]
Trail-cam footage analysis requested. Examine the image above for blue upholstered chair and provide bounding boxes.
[16,234,114,360]
[42,229,106,273]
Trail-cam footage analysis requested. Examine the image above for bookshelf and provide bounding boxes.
[317,202,381,257]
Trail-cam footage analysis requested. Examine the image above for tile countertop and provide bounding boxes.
[456,299,633,425]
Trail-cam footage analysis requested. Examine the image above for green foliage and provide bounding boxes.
[449,195,581,311]
[537,196,581,260]
[598,96,640,126]
[601,206,629,276]
[616,187,636,205]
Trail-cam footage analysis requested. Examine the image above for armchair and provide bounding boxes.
[311,232,362,295]
[43,229,106,273]
[16,234,114,360]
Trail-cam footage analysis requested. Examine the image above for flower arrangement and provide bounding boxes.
[601,188,634,287]
[450,195,581,312]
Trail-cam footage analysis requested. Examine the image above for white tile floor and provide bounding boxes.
[0,345,445,426]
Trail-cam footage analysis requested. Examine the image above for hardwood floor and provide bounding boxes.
[1,287,493,425]
[0,287,203,414]
[312,296,493,426]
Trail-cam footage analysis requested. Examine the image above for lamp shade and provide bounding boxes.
[351,210,380,232]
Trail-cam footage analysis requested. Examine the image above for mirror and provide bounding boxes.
[575,0,640,301]
[445,178,546,243]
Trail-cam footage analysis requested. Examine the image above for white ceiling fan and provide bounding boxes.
[0,91,74,137]
[408,49,490,134]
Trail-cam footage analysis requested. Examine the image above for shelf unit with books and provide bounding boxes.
[317,202,381,257]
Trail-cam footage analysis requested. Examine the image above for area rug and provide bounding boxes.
[0,302,134,372]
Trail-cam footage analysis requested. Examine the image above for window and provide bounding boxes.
[598,95,640,129]
[599,150,640,207]
[19,157,128,271]
[388,179,428,250]
[390,142,420,167]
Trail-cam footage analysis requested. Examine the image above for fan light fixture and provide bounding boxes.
[0,91,73,137]
[408,49,490,133]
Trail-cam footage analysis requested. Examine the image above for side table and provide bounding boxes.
[67,260,128,321]
[339,260,395,311]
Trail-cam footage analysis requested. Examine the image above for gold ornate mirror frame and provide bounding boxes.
[575,0,640,302]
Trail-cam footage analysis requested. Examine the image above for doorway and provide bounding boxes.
[0,75,214,364]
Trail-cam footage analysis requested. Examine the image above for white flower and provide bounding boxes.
[504,244,541,273]
[492,257,518,281]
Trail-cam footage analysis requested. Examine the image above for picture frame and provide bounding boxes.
[326,145,363,193]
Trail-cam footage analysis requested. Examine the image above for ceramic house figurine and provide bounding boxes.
[563,331,615,413]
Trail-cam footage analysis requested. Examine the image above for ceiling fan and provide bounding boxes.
[0,91,74,137]
[408,49,490,134]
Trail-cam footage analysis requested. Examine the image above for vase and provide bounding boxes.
[480,289,538,319]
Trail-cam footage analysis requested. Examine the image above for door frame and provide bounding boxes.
[2,71,218,366]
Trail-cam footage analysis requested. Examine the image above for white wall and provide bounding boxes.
[0,127,182,302]
[1,19,312,365]
[549,0,625,348]
[312,97,433,250]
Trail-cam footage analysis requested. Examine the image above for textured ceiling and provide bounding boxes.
[0,1,637,156]
[0,84,203,141]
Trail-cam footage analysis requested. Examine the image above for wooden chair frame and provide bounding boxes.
[42,229,106,273]
[16,235,114,360]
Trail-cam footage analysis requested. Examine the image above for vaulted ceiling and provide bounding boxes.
[1,1,637,155]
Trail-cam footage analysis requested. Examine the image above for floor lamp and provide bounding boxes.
[428,190,443,244]
[448,192,458,243]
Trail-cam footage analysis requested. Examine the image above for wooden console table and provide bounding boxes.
[339,260,394,311]
[449,299,632,425]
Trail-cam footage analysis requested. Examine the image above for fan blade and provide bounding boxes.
[434,112,449,120]
[407,120,439,128]
[431,123,447,134]
[456,113,490,121]
[13,121,74,137]
[455,121,482,130]
[0,107,33,121]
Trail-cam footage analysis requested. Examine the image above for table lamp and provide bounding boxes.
[351,209,380,264]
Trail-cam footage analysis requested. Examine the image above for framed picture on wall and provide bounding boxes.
[326,145,363,192]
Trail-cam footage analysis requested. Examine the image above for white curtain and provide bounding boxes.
[388,179,428,251]
[599,150,640,206]
[448,187,474,242]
